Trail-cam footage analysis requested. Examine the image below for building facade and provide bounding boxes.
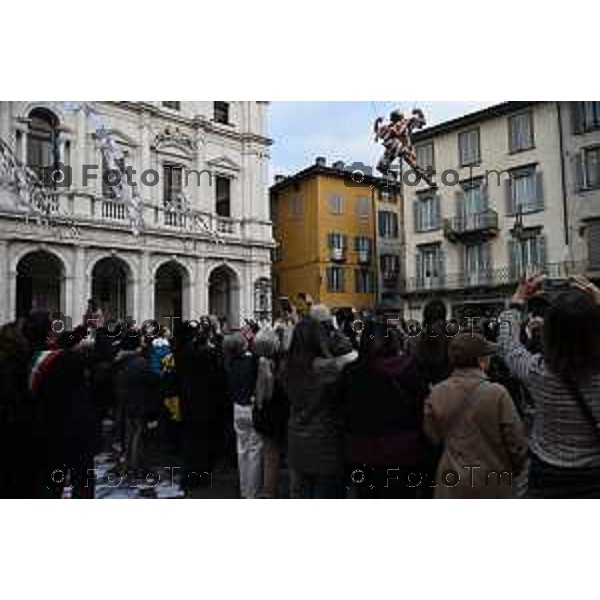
[270,158,402,313]
[0,101,273,328]
[401,101,600,321]
[559,101,600,270]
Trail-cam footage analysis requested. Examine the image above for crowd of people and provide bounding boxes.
[1,274,600,499]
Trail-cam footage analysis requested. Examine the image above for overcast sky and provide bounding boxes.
[268,101,499,180]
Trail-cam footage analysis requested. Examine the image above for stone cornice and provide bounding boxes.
[95,101,272,147]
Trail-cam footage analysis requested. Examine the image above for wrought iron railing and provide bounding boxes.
[405,261,585,293]
[444,209,499,237]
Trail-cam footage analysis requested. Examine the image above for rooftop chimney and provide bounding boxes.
[274,174,286,183]
[315,156,326,166]
[332,160,345,170]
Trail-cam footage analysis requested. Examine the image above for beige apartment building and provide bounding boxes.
[401,101,600,321]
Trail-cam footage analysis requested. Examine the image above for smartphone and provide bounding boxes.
[542,277,570,294]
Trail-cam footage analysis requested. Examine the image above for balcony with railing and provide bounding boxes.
[405,261,584,294]
[101,200,128,222]
[444,209,499,243]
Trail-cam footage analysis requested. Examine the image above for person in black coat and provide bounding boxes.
[0,323,39,498]
[113,331,161,475]
[338,319,432,498]
[23,312,98,498]
[175,321,227,494]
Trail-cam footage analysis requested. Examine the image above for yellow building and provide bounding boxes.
[270,157,402,312]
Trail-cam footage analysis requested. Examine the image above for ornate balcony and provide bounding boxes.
[444,209,499,243]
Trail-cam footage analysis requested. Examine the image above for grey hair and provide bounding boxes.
[252,328,280,359]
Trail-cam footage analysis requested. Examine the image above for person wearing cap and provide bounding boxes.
[423,332,527,499]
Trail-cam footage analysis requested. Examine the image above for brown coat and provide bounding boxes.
[424,368,527,499]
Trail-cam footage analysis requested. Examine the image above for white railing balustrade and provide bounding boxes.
[102,200,127,221]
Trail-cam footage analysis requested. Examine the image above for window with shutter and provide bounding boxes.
[355,268,374,293]
[416,142,434,170]
[572,102,585,134]
[582,102,600,132]
[587,221,600,270]
[379,211,398,238]
[415,195,438,231]
[216,176,231,217]
[465,243,491,286]
[508,239,518,280]
[417,244,443,289]
[463,181,484,228]
[329,194,344,214]
[326,266,344,292]
[505,178,516,215]
[459,128,481,166]
[508,111,534,153]
[511,166,539,213]
[356,196,370,217]
[413,199,420,232]
[164,164,184,209]
[214,102,230,124]
[584,148,600,190]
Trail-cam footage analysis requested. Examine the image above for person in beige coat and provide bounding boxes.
[423,333,527,499]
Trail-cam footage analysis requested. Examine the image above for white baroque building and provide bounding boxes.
[0,101,273,328]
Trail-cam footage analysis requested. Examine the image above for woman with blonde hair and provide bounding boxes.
[252,328,288,498]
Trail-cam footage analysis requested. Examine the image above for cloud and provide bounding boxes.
[269,101,499,181]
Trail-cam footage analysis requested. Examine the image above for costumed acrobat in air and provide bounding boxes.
[373,107,434,186]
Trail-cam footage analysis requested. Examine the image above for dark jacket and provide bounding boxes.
[339,355,431,467]
[0,351,39,498]
[224,352,258,406]
[287,350,357,477]
[113,351,161,421]
[30,347,97,496]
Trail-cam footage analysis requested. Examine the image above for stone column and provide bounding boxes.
[240,260,253,323]
[194,256,207,316]
[139,249,152,323]
[72,245,86,325]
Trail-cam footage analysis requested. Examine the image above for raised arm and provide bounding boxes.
[498,276,543,382]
